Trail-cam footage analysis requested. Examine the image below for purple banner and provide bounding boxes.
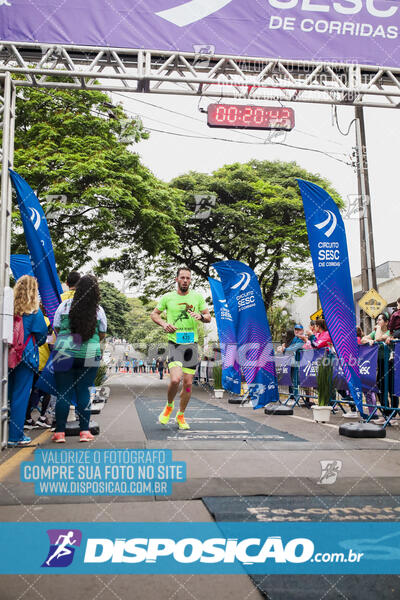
[275,354,293,387]
[297,346,378,392]
[298,349,326,388]
[334,344,379,393]
[1,1,400,68]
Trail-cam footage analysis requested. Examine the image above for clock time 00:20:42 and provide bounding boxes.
[207,104,295,131]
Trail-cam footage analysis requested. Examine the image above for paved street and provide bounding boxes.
[1,372,400,598]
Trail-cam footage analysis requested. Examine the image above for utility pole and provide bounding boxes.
[354,106,377,333]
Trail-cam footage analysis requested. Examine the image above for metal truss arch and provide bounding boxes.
[0,42,400,108]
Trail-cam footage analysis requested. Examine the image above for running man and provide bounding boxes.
[151,267,211,430]
[46,531,77,566]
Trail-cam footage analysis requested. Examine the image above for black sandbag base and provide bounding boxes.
[228,397,244,404]
[65,420,100,436]
[339,422,386,438]
[90,402,105,415]
[264,404,294,416]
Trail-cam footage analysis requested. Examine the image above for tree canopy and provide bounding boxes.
[127,297,168,355]
[11,87,344,311]
[12,87,184,277]
[98,281,132,340]
[135,160,343,308]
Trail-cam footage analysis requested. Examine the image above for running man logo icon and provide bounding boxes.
[156,0,233,27]
[174,302,194,325]
[317,460,342,485]
[42,529,82,568]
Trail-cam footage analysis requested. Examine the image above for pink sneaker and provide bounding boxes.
[80,431,95,442]
[51,432,66,443]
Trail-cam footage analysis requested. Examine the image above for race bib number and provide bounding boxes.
[176,332,195,344]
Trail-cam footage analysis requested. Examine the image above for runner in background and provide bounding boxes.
[151,267,211,430]
[157,357,165,380]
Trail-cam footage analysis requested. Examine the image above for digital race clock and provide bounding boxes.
[207,104,295,131]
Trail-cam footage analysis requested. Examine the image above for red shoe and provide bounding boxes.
[51,432,66,443]
[80,431,95,442]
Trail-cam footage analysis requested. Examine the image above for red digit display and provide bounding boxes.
[207,104,295,131]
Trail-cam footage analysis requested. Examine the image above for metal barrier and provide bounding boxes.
[193,361,217,393]
[276,343,398,426]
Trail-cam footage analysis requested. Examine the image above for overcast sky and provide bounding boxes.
[109,91,398,283]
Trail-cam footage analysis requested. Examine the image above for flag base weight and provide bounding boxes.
[264,404,293,416]
[339,422,386,438]
[228,397,244,404]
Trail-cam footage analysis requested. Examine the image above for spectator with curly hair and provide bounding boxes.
[8,276,48,447]
[52,275,107,443]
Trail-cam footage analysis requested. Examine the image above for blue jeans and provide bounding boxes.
[54,356,98,433]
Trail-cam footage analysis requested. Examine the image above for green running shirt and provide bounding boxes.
[156,290,207,343]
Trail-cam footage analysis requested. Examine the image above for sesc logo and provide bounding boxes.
[314,210,337,238]
[219,299,233,321]
[303,361,318,377]
[29,207,41,231]
[231,272,251,292]
[156,0,233,27]
[42,529,82,568]
[84,536,314,565]
[359,360,371,375]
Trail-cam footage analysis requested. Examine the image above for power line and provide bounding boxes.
[333,105,357,137]
[113,91,348,148]
[144,126,352,166]
[22,88,351,166]
[111,93,351,164]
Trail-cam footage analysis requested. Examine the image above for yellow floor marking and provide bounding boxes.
[0,429,52,481]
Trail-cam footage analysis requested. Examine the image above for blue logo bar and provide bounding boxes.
[1,522,400,574]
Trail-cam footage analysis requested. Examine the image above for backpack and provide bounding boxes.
[8,315,33,369]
